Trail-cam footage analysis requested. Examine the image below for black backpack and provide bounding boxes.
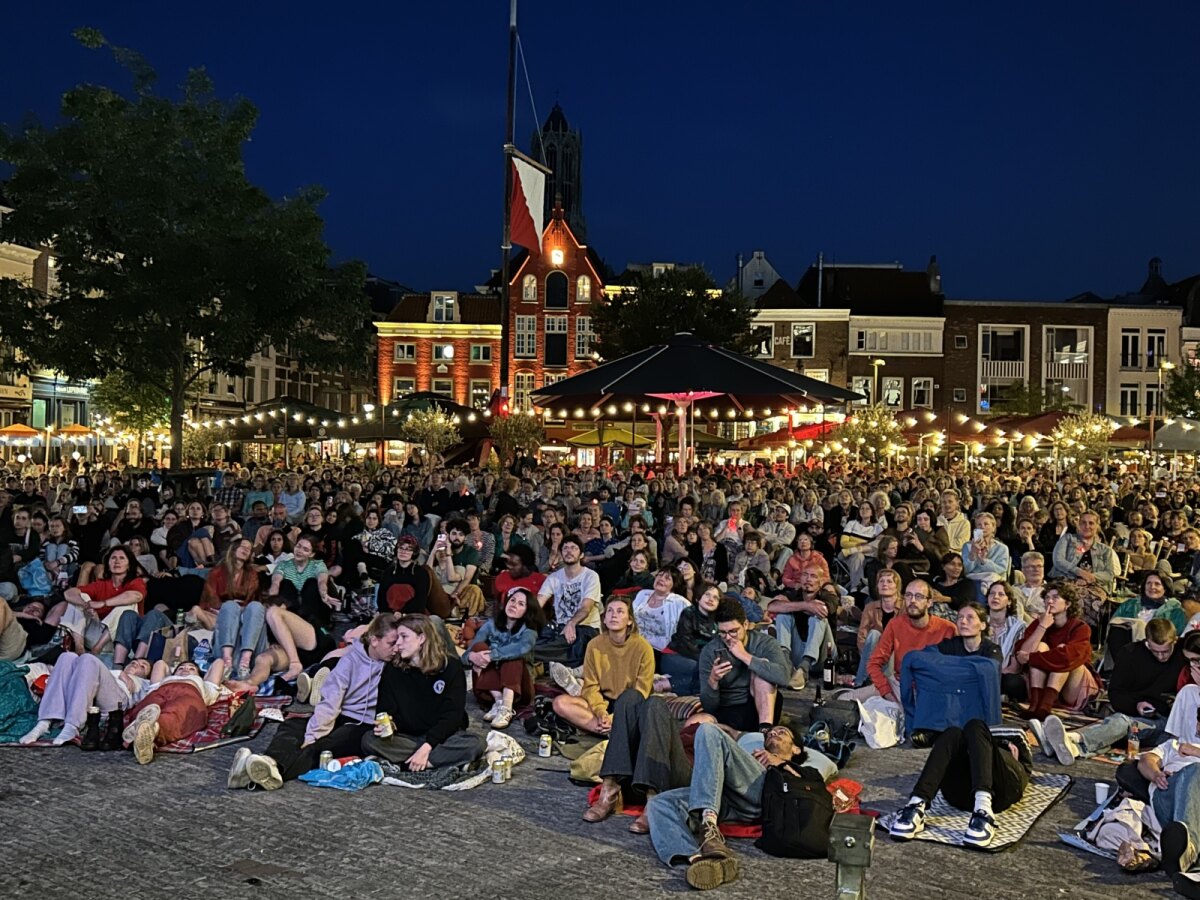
[755,763,833,859]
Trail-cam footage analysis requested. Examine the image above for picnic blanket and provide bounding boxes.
[377,731,524,791]
[878,773,1072,852]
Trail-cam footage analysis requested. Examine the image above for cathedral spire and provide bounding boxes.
[530,103,587,241]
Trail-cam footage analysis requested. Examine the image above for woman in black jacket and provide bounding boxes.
[376,537,431,614]
[661,583,721,694]
[360,614,485,771]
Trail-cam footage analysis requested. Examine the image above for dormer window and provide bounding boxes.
[433,294,456,323]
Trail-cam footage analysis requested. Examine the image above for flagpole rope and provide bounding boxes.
[516,35,548,165]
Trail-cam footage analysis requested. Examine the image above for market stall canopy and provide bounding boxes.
[1152,418,1200,452]
[58,423,94,436]
[668,427,735,450]
[0,424,41,439]
[222,397,345,443]
[567,427,653,448]
[341,393,488,443]
[737,420,837,450]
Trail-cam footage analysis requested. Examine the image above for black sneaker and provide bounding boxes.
[889,802,926,840]
[962,810,996,849]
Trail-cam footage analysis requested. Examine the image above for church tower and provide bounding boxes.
[530,103,587,241]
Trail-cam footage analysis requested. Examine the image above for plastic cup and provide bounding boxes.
[1094,782,1110,806]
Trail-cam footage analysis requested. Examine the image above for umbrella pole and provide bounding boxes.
[676,401,690,477]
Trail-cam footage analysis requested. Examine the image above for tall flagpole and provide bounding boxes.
[497,0,518,405]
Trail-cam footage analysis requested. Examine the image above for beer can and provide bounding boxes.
[538,734,553,757]
[319,751,333,770]
[491,760,505,784]
[375,712,394,738]
[502,753,513,781]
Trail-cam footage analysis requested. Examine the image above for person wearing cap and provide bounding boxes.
[645,719,837,890]
[888,718,1033,849]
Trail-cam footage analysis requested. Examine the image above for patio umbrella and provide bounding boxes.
[58,423,93,436]
[1152,418,1200,453]
[567,427,653,448]
[531,332,862,473]
[0,423,40,438]
[737,420,837,450]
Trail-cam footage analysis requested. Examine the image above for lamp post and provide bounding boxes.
[870,359,886,406]
[1149,360,1175,462]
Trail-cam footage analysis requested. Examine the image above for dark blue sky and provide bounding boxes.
[3,2,1198,300]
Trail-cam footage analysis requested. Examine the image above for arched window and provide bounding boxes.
[522,274,536,302]
[546,271,568,309]
[576,275,591,303]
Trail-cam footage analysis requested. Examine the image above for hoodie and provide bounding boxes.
[304,641,386,743]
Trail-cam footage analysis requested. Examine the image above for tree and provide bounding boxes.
[1164,362,1200,419]
[0,29,369,469]
[1051,412,1114,462]
[990,380,1078,416]
[182,423,232,466]
[400,409,461,462]
[488,413,545,465]
[591,267,756,360]
[89,371,170,434]
[830,405,905,464]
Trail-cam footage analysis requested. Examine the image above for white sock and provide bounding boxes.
[907,795,926,809]
[53,723,80,745]
[974,791,993,814]
[20,720,52,744]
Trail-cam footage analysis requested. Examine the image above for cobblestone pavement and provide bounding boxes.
[0,697,1167,900]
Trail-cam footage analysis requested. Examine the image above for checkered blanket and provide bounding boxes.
[877,773,1073,852]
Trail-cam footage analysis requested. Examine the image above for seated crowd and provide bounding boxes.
[5,458,1200,895]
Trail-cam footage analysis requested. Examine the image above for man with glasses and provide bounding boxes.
[1041,619,1184,765]
[697,598,792,733]
[846,578,955,703]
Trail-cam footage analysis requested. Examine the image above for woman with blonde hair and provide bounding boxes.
[362,614,485,771]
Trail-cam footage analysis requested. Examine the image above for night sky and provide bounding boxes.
[2,2,1198,301]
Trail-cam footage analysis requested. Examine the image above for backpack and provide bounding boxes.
[220,693,258,738]
[755,763,833,859]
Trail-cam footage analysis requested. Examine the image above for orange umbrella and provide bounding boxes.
[0,423,40,438]
[59,423,93,436]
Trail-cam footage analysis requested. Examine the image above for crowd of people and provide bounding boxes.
[2,455,1200,894]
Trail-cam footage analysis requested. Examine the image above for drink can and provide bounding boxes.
[500,753,511,781]
[491,760,505,784]
[319,751,333,770]
[375,712,394,738]
[538,734,553,757]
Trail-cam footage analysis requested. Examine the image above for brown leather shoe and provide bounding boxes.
[582,779,623,823]
[629,811,650,834]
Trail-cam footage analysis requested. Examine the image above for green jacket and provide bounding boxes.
[1110,596,1188,635]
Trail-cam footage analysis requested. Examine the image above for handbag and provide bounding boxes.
[807,697,860,735]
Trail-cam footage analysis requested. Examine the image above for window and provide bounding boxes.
[881,377,903,408]
[981,326,1024,361]
[393,377,415,396]
[470,380,491,410]
[1119,383,1140,416]
[393,343,416,362]
[900,331,934,352]
[753,325,774,358]
[953,388,968,403]
[470,344,491,363]
[854,330,888,352]
[546,272,568,309]
[244,371,255,404]
[850,376,871,406]
[522,274,537,302]
[790,323,815,358]
[432,378,453,397]
[576,275,591,303]
[515,316,537,358]
[259,367,269,403]
[433,295,456,323]
[545,315,568,367]
[912,377,933,408]
[1045,326,1089,365]
[1148,329,1167,368]
[1146,384,1162,417]
[433,344,455,362]
[954,334,968,350]
[575,316,595,359]
[1120,330,1140,369]
[514,373,535,411]
[543,374,567,423]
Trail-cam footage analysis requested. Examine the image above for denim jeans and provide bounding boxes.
[854,630,893,687]
[774,613,832,672]
[658,652,700,696]
[1074,714,1167,756]
[114,608,172,651]
[214,600,268,657]
[1152,763,1200,871]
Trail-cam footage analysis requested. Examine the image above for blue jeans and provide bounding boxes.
[114,608,172,651]
[774,613,832,672]
[1074,714,1167,756]
[855,630,893,687]
[214,600,268,657]
[1152,764,1200,871]
[658,652,700,696]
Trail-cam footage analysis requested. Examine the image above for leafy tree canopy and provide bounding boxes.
[89,370,170,434]
[591,267,755,360]
[0,29,369,467]
[488,412,545,465]
[1164,363,1200,419]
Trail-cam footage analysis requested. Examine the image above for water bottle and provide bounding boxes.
[174,609,184,629]
[1126,721,1141,760]
[193,638,211,673]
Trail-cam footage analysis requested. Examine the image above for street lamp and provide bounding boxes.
[1149,360,1176,460]
[870,358,886,406]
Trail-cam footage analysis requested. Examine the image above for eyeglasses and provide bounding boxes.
[1184,655,1200,668]
[902,592,930,600]
[717,627,743,637]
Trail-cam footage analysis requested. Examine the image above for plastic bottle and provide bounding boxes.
[1126,721,1141,760]
[193,639,211,673]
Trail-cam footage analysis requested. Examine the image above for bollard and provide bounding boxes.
[828,812,875,900]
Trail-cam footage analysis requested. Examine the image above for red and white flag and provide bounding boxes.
[510,156,545,252]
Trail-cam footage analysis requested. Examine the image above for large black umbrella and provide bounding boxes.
[531,332,862,472]
[342,392,489,443]
[224,398,344,443]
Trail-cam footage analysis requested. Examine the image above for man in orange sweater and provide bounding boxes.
[848,578,956,702]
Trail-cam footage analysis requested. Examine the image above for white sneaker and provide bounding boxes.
[132,720,159,765]
[550,662,583,698]
[491,707,514,730]
[296,672,313,704]
[483,700,500,723]
[1041,714,1079,766]
[122,704,161,745]
[1027,717,1049,757]
[227,747,254,789]
[246,753,283,791]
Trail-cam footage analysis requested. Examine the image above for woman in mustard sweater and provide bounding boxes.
[552,594,655,735]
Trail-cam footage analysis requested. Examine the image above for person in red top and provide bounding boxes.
[56,545,154,665]
[1014,580,1098,720]
[492,544,546,603]
[848,578,956,703]
[204,538,267,680]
